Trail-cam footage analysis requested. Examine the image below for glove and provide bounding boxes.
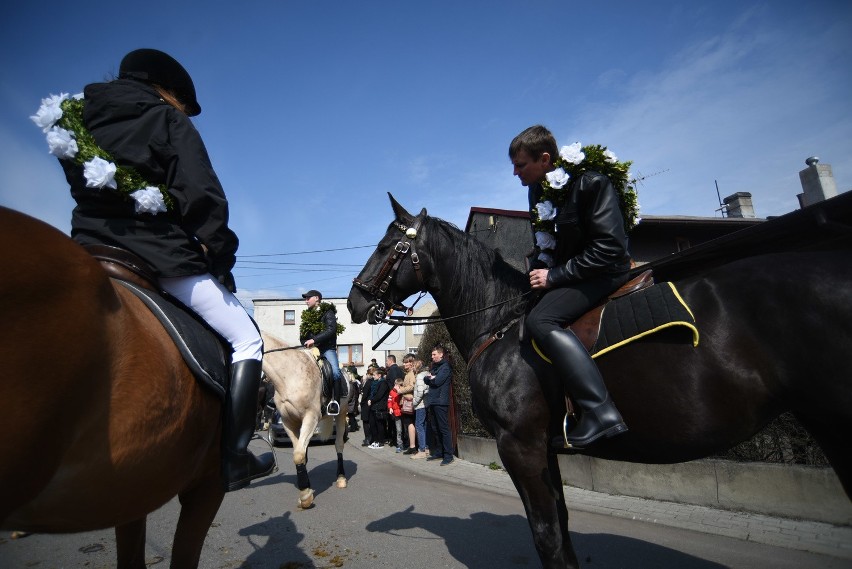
[218,271,236,293]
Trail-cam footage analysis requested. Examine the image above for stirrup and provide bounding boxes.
[326,400,340,416]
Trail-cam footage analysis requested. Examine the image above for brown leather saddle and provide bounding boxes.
[83,244,229,398]
[569,269,654,351]
[83,244,161,292]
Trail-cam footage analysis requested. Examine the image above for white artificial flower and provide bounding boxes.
[545,167,570,189]
[130,187,167,215]
[535,200,556,221]
[30,93,69,132]
[603,149,618,163]
[535,230,556,251]
[559,142,585,164]
[46,126,78,159]
[83,157,118,189]
[537,251,554,267]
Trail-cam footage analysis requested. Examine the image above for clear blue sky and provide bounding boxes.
[2,1,850,308]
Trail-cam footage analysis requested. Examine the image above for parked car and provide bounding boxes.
[267,410,347,446]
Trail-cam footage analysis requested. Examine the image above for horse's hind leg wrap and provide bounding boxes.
[296,463,310,490]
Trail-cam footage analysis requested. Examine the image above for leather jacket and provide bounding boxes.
[63,79,238,289]
[528,171,631,286]
[301,306,338,352]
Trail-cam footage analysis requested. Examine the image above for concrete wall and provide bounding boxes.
[457,435,852,526]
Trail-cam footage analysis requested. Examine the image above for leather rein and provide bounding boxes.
[352,215,531,367]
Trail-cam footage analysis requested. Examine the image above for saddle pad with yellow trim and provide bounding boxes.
[591,281,698,359]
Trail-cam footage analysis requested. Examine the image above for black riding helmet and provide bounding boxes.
[119,48,201,116]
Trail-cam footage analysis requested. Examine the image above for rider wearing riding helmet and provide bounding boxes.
[60,48,274,491]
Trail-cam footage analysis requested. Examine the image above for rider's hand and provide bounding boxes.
[529,269,551,290]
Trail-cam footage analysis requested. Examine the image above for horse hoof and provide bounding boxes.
[298,489,315,509]
[336,476,347,489]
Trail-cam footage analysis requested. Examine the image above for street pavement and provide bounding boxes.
[2,435,850,568]
[362,438,852,562]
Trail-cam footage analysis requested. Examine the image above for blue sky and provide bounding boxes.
[2,1,850,308]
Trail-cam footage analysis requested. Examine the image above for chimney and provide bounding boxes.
[723,192,755,218]
[798,157,838,208]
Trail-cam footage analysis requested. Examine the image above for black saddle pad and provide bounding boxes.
[592,281,699,358]
[116,280,229,399]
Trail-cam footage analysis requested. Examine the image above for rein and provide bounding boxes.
[263,345,307,354]
[354,213,532,326]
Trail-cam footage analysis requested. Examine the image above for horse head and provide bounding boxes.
[348,193,429,324]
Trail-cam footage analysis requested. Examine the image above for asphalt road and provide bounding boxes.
[1,437,849,569]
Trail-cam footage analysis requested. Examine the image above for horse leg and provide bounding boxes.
[114,517,147,569]
[285,421,316,509]
[170,471,225,569]
[335,411,347,488]
[795,413,852,499]
[497,437,578,569]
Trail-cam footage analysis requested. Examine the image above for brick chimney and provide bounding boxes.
[723,192,756,218]
[798,157,838,208]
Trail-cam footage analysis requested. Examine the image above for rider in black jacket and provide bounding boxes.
[53,49,273,491]
[510,125,631,450]
[301,290,345,415]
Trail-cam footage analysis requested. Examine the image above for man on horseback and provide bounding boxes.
[49,48,275,491]
[510,125,632,449]
[300,290,345,415]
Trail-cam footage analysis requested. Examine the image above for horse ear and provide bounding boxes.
[388,193,412,221]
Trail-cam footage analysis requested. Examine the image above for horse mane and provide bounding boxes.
[422,215,529,334]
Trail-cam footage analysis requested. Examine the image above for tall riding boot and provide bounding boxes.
[326,379,341,416]
[538,329,628,450]
[223,359,275,491]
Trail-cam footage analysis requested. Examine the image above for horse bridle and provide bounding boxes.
[351,216,427,322]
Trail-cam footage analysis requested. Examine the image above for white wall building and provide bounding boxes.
[252,297,435,375]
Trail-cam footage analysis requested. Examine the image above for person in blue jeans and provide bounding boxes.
[424,344,454,465]
[301,289,345,415]
[410,359,431,459]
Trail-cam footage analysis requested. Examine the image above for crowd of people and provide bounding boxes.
[348,345,455,466]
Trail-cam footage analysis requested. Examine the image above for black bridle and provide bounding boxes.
[352,217,427,322]
[353,215,532,328]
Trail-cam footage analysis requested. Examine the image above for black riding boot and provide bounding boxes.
[538,329,628,450]
[223,359,275,491]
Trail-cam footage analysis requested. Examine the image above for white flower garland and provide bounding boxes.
[31,93,169,215]
[531,142,639,267]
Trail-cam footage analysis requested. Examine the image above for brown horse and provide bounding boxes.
[348,195,852,569]
[0,206,225,569]
[261,331,349,509]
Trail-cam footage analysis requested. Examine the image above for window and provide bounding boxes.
[412,323,425,335]
[338,344,363,366]
[407,347,418,355]
[283,310,295,325]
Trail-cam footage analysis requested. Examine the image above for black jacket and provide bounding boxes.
[424,359,452,406]
[528,171,631,286]
[63,79,238,287]
[301,305,339,352]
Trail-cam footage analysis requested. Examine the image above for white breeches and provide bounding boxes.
[160,273,263,363]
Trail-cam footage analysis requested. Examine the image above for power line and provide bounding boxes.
[239,244,376,258]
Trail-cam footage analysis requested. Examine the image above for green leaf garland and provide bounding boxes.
[57,98,174,211]
[299,302,345,340]
[532,144,638,234]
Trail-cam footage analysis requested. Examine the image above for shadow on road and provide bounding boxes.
[366,505,727,568]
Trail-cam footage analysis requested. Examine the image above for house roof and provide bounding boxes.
[465,207,530,232]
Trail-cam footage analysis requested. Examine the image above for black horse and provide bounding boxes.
[347,194,852,569]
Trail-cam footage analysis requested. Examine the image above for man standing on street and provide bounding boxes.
[424,345,454,465]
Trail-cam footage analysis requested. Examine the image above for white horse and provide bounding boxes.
[261,331,349,509]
